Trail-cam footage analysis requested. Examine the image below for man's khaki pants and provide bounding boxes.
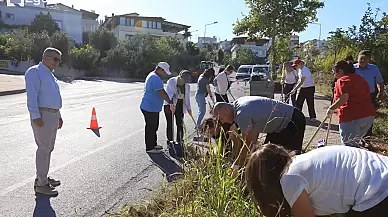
[31,110,60,186]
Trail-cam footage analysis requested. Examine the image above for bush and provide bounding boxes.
[69,44,99,74]
[4,31,32,61]
[51,31,75,64]
[30,31,52,63]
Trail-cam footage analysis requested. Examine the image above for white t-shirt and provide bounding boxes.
[298,66,314,88]
[214,72,229,95]
[280,146,388,216]
[284,70,298,84]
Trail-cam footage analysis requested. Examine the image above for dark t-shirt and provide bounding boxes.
[197,74,210,95]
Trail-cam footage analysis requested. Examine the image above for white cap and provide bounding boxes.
[157,62,171,75]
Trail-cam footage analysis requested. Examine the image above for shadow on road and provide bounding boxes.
[33,194,56,217]
[147,153,183,182]
[306,119,339,132]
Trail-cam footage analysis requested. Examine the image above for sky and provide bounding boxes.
[48,0,388,43]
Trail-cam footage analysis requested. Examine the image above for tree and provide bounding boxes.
[233,48,257,66]
[69,44,99,74]
[29,12,59,36]
[327,28,353,63]
[89,28,117,59]
[233,0,324,78]
[51,31,74,64]
[273,36,293,64]
[186,41,200,56]
[217,48,225,64]
[4,31,32,61]
[30,31,52,63]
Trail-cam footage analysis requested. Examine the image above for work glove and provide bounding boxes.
[326,108,335,117]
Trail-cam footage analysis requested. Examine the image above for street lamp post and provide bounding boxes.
[312,22,322,49]
[189,30,198,41]
[203,21,218,40]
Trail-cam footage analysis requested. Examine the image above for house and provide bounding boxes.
[0,1,99,44]
[301,39,327,51]
[101,13,191,44]
[230,36,270,59]
[219,40,232,52]
[290,34,299,49]
[197,36,218,48]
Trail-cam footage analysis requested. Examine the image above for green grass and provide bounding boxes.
[112,136,262,217]
[373,107,388,140]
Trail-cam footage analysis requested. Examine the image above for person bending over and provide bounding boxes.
[245,144,388,217]
[211,96,306,172]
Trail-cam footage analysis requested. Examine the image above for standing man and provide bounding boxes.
[25,47,63,196]
[291,59,317,121]
[140,62,174,154]
[214,65,234,103]
[354,50,385,137]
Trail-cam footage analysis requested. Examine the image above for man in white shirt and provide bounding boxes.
[290,59,317,120]
[214,65,234,103]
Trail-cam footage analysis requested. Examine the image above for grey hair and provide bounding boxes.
[213,102,233,112]
[43,47,62,57]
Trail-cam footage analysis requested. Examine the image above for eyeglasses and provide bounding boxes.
[46,56,61,63]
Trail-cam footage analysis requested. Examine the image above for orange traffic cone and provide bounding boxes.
[87,107,102,130]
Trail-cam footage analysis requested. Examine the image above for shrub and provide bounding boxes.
[69,44,99,74]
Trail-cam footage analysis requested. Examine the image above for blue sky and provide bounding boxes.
[50,0,388,42]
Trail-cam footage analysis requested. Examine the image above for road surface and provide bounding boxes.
[0,77,338,217]
[0,79,200,216]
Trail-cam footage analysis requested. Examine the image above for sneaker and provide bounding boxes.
[35,184,58,197]
[154,145,163,150]
[146,148,163,154]
[34,177,61,189]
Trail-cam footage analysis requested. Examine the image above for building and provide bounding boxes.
[197,36,218,48]
[101,13,191,44]
[230,36,270,59]
[0,1,99,44]
[218,40,232,52]
[290,34,299,49]
[301,39,327,51]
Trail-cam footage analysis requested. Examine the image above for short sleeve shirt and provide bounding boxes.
[197,74,210,94]
[281,146,388,216]
[233,96,294,135]
[333,73,375,123]
[354,63,384,93]
[140,72,164,112]
[298,66,314,88]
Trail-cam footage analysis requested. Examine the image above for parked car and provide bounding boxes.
[249,64,275,99]
[250,65,271,81]
[236,65,253,80]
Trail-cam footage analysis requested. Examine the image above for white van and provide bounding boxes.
[236,65,253,80]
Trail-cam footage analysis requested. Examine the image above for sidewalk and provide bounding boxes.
[0,74,25,96]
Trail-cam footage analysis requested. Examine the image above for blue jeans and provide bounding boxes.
[196,93,206,128]
[339,116,375,147]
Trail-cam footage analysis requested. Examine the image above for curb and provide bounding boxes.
[0,89,26,96]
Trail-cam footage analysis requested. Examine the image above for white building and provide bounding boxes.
[230,37,270,59]
[302,39,327,51]
[0,1,99,44]
[219,40,232,52]
[290,34,299,49]
[197,36,218,48]
[102,13,191,45]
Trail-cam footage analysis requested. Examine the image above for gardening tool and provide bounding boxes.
[303,116,330,152]
[228,90,236,102]
[280,83,285,102]
[168,106,184,159]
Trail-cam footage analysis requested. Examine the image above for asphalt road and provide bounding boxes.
[0,77,249,217]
